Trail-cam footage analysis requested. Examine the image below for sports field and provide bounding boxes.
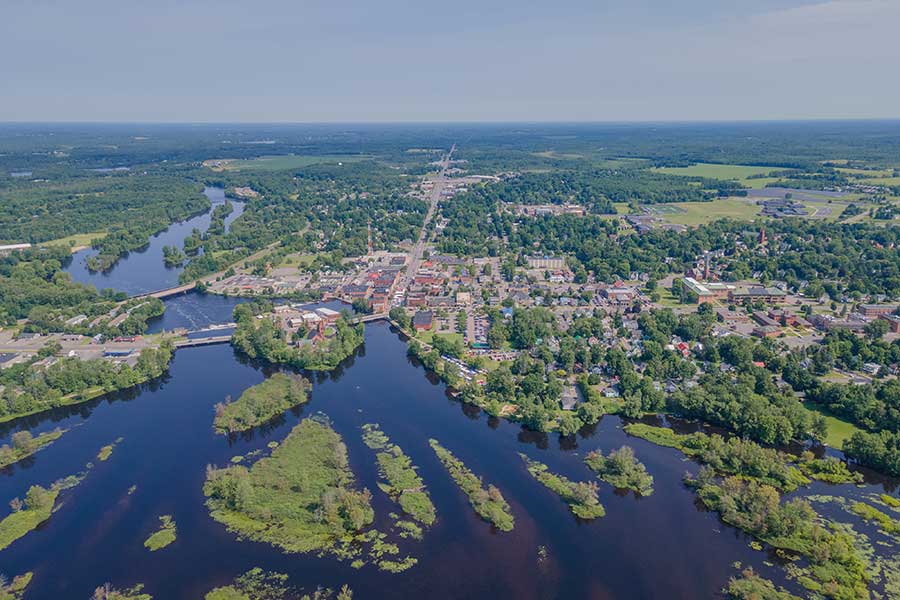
[650,198,761,226]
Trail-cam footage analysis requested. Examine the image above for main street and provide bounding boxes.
[397,144,455,295]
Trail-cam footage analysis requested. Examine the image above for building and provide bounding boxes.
[413,311,434,331]
[880,314,900,333]
[315,307,341,323]
[752,325,781,338]
[729,286,788,305]
[602,287,636,304]
[0,243,32,256]
[860,304,899,318]
[526,256,566,270]
[715,308,749,324]
[683,277,734,304]
[752,311,780,328]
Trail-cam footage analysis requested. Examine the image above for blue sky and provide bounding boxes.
[2,0,898,122]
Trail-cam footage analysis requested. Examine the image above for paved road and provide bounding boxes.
[398,144,455,294]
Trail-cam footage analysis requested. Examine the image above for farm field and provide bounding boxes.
[653,163,783,187]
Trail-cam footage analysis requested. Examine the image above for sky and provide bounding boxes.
[2,0,899,122]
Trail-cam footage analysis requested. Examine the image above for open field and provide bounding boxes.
[40,231,106,251]
[654,163,782,186]
[803,402,861,448]
[205,154,371,172]
[653,198,761,226]
[870,176,900,186]
[834,167,896,178]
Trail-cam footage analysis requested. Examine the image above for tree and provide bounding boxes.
[864,318,889,341]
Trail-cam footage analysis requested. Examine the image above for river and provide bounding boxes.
[1,310,897,599]
[63,187,245,297]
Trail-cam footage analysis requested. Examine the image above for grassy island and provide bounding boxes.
[205,568,352,600]
[428,439,514,531]
[0,428,66,469]
[0,572,32,600]
[584,446,654,496]
[0,485,58,551]
[361,424,436,526]
[214,373,309,434]
[520,454,605,520]
[204,417,374,556]
[143,515,177,551]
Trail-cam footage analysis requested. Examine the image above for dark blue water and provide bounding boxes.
[63,187,244,296]
[1,320,895,599]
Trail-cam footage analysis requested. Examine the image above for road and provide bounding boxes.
[397,144,455,295]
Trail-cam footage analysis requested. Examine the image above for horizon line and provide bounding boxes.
[1,117,900,127]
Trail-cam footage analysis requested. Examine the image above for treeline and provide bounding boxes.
[0,173,207,248]
[0,342,174,421]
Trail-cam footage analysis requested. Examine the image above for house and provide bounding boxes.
[413,311,434,331]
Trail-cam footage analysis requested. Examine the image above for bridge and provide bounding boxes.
[351,312,389,324]
[132,282,197,300]
[173,335,232,348]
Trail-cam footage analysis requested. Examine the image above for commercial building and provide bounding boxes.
[413,311,434,331]
[682,277,734,304]
[729,286,788,305]
[859,304,899,318]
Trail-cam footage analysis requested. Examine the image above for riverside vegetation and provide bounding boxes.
[361,424,436,526]
[204,568,352,600]
[0,428,66,469]
[624,423,860,491]
[428,439,514,531]
[213,373,309,434]
[520,454,606,520]
[687,469,869,600]
[584,446,654,496]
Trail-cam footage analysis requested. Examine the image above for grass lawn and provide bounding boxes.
[870,176,900,186]
[211,154,371,172]
[40,231,106,250]
[658,198,761,226]
[416,331,464,347]
[276,253,315,268]
[803,402,861,448]
[654,287,685,308]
